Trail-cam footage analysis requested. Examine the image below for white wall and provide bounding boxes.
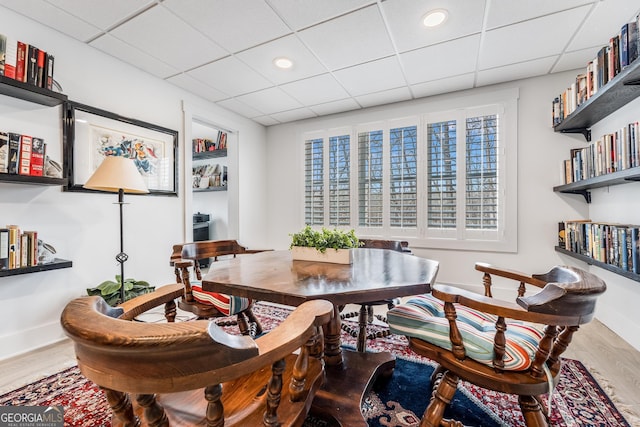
[0,8,267,360]
[265,71,640,351]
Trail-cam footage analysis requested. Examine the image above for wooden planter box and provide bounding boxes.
[290,246,353,264]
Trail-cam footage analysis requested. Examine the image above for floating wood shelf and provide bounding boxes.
[0,259,73,277]
[555,246,640,282]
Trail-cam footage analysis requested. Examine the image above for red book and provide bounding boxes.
[36,49,45,87]
[19,134,32,175]
[16,41,27,82]
[29,137,45,176]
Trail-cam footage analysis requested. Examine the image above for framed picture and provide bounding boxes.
[63,101,179,196]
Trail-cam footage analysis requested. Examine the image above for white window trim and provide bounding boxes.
[300,88,519,253]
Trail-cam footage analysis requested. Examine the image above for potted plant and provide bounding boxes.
[289,225,361,264]
[86,275,155,306]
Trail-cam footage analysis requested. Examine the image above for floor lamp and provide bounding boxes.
[84,156,149,304]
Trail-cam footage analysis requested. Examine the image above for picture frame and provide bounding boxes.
[63,101,179,196]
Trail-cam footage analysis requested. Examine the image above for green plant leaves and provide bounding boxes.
[290,225,361,253]
[86,275,155,306]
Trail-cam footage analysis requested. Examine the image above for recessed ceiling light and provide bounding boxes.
[422,9,448,28]
[273,57,293,69]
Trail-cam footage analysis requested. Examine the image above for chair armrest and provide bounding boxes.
[243,249,274,254]
[475,262,547,288]
[432,283,577,324]
[118,284,184,320]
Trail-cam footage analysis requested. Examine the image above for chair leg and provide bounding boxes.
[236,312,251,335]
[101,387,139,427]
[420,370,459,427]
[164,299,176,323]
[357,305,368,352]
[519,395,548,427]
[136,394,168,427]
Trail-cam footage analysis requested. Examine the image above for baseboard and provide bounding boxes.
[0,321,66,361]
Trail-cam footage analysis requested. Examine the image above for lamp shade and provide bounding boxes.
[83,156,149,194]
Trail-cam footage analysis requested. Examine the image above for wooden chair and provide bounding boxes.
[340,238,411,352]
[170,240,270,336]
[60,287,333,427]
[387,263,606,427]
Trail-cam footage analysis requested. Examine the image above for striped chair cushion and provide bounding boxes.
[191,284,252,316]
[388,294,544,371]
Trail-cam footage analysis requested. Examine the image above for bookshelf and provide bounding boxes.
[554,58,640,141]
[553,166,640,203]
[193,148,227,160]
[0,259,73,277]
[553,22,640,282]
[555,246,640,283]
[1,75,71,276]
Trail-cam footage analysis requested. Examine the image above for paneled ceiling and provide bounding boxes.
[2,0,639,126]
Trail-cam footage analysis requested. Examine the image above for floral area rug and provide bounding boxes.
[0,303,633,427]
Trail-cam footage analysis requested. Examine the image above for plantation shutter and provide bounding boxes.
[304,138,324,225]
[389,126,417,228]
[427,120,457,229]
[466,114,498,230]
[358,130,383,227]
[329,134,350,226]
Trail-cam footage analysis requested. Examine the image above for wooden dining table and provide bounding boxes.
[202,248,439,426]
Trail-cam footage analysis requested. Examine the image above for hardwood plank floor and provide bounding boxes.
[1,315,638,425]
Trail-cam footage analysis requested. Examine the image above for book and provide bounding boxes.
[29,138,45,176]
[36,49,46,87]
[15,41,28,82]
[18,134,32,175]
[0,35,17,79]
[45,54,54,90]
[632,227,639,274]
[0,132,8,173]
[8,132,20,174]
[7,225,19,269]
[0,228,8,270]
[630,19,639,64]
[26,44,38,86]
[19,233,28,268]
[23,231,37,266]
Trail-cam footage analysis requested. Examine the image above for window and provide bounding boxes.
[302,89,517,252]
[328,135,350,226]
[358,130,383,227]
[304,137,323,226]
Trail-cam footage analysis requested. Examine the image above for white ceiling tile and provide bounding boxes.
[334,56,406,96]
[252,115,281,126]
[485,0,594,29]
[567,1,640,51]
[236,87,302,114]
[0,0,102,41]
[109,4,227,71]
[410,73,475,98]
[163,0,290,53]
[476,56,558,86]
[280,74,349,105]
[270,107,317,123]
[401,35,480,84]
[236,34,328,85]
[297,5,395,70]
[216,98,265,118]
[90,33,179,79]
[479,6,591,70]
[48,0,154,31]
[552,47,601,73]
[187,56,273,97]
[309,98,361,116]
[166,73,229,102]
[382,0,486,52]
[355,87,412,108]
[268,0,374,30]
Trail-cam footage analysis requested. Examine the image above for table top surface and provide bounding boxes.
[202,249,439,306]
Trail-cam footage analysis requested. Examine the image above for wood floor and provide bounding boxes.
[1,315,639,425]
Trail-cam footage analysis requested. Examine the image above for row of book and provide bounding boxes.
[0,132,46,176]
[0,225,39,270]
[192,164,227,189]
[192,131,227,154]
[559,220,640,274]
[552,15,640,126]
[0,33,55,90]
[563,121,640,184]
